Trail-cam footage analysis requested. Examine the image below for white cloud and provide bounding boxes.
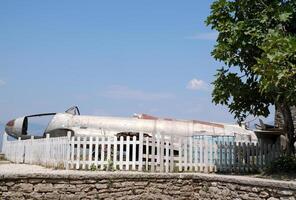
[185,32,218,41]
[0,79,5,86]
[102,85,174,101]
[187,79,209,91]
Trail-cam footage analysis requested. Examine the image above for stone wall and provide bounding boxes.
[0,173,295,200]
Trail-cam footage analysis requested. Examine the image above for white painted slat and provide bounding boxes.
[189,137,193,171]
[119,136,124,170]
[95,136,99,168]
[165,137,169,173]
[238,142,242,173]
[145,136,149,171]
[126,136,130,170]
[107,137,111,170]
[178,137,182,172]
[30,136,34,165]
[233,142,237,173]
[151,132,156,172]
[213,141,218,172]
[88,136,93,170]
[132,136,136,170]
[229,142,233,173]
[263,142,267,167]
[76,136,81,169]
[267,143,271,165]
[101,137,105,170]
[160,133,164,172]
[224,142,228,173]
[219,142,223,172]
[247,143,250,173]
[204,140,208,173]
[184,138,188,171]
[82,137,87,170]
[201,140,205,172]
[44,133,50,166]
[242,143,247,173]
[209,139,213,172]
[255,142,259,170]
[138,132,144,171]
[194,139,198,171]
[169,136,174,172]
[251,143,255,172]
[157,133,161,171]
[113,136,117,170]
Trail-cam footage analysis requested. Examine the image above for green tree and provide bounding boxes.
[206,0,296,154]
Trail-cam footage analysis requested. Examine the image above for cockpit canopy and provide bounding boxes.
[5,106,79,139]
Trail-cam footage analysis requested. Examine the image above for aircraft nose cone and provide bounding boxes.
[6,119,15,127]
[5,119,15,135]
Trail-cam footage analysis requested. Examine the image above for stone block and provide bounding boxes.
[11,183,33,193]
[259,191,269,198]
[278,190,294,196]
[34,183,53,193]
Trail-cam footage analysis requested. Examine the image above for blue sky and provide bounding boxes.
[0,0,274,128]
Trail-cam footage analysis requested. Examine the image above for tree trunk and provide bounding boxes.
[279,103,295,155]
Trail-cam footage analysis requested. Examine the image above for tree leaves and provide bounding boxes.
[207,0,296,122]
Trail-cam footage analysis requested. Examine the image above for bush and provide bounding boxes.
[90,163,97,171]
[265,155,296,174]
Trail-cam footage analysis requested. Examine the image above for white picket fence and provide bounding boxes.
[216,141,285,173]
[2,133,69,168]
[1,132,285,173]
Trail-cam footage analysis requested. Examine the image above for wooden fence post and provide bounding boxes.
[87,136,93,170]
[66,131,72,170]
[29,136,34,165]
[151,132,156,172]
[160,133,164,172]
[16,137,21,164]
[157,133,162,172]
[224,142,228,173]
[82,137,87,170]
[132,136,137,170]
[138,132,144,171]
[184,137,188,172]
[101,137,105,170]
[107,136,111,170]
[238,142,241,173]
[94,136,99,169]
[169,135,174,173]
[219,142,223,172]
[204,140,208,173]
[251,143,255,172]
[2,132,7,154]
[113,136,117,170]
[119,136,124,170]
[126,136,130,170]
[194,139,198,172]
[76,136,80,169]
[178,137,183,172]
[189,137,193,171]
[260,141,263,170]
[229,142,233,173]
[145,136,149,171]
[71,134,75,169]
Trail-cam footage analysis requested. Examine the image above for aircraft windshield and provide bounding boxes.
[65,106,80,115]
[25,113,56,137]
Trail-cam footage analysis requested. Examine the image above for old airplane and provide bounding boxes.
[5,106,257,142]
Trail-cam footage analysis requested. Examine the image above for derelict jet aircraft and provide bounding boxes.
[5,106,257,142]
